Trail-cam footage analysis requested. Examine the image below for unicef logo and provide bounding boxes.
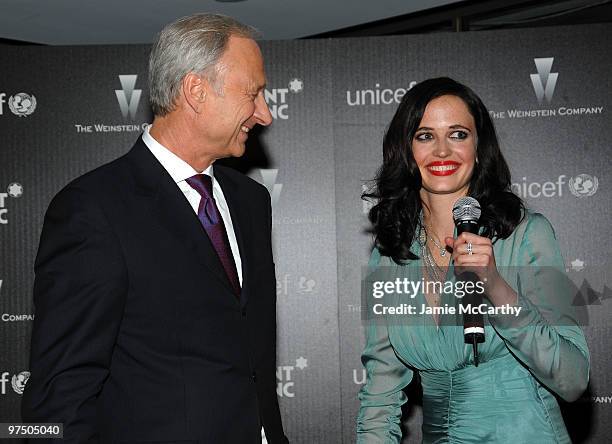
[569,174,598,198]
[297,276,316,293]
[8,93,37,117]
[11,371,30,395]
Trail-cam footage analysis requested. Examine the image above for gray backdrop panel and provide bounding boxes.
[0,23,610,443]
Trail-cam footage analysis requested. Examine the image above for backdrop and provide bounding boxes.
[0,23,610,443]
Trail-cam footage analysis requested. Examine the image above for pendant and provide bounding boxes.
[440,249,446,257]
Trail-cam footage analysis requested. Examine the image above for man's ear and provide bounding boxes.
[182,73,207,113]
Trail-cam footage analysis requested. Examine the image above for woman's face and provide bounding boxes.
[411,94,477,198]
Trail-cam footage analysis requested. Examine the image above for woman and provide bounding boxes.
[357,77,589,443]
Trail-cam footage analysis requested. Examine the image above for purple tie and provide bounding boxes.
[186,174,241,297]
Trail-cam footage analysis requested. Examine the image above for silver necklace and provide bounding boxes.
[418,226,447,325]
[426,225,447,257]
[418,226,448,283]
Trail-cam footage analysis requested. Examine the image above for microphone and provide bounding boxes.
[452,197,485,366]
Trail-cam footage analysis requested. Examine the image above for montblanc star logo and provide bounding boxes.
[295,357,308,370]
[570,258,585,272]
[288,78,303,93]
[7,183,23,198]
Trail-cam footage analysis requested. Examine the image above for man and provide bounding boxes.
[22,13,288,443]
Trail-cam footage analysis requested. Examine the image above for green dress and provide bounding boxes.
[356,212,590,443]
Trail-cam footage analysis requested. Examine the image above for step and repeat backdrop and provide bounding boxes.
[1,24,610,443]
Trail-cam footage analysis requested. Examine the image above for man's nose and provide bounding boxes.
[254,93,273,127]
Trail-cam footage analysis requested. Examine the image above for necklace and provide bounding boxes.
[418,226,449,284]
[418,226,450,324]
[426,225,447,257]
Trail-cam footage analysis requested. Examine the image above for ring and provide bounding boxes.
[467,242,473,255]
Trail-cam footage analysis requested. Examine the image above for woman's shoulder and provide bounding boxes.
[495,210,563,266]
[367,246,401,267]
[512,210,558,242]
[368,246,383,268]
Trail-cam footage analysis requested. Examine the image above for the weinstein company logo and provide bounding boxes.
[490,57,603,119]
[75,75,148,133]
[115,74,142,120]
[530,57,558,104]
[257,169,283,207]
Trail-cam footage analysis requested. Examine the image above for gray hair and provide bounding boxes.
[148,13,258,116]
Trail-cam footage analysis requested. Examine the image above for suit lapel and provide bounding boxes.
[125,139,237,298]
[214,167,252,307]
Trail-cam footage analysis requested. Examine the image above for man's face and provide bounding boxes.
[201,36,272,158]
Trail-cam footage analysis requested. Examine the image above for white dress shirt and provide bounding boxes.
[142,126,242,285]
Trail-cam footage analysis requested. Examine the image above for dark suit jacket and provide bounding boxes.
[22,138,288,444]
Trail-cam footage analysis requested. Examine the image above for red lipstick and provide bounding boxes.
[425,161,461,176]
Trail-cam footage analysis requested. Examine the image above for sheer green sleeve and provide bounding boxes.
[488,213,590,402]
[357,248,414,443]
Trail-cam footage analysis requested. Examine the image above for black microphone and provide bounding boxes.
[452,197,485,366]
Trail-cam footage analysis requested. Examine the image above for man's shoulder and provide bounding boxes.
[63,154,131,196]
[49,147,138,214]
[215,165,269,199]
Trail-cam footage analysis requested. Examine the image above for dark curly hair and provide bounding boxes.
[363,77,524,264]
